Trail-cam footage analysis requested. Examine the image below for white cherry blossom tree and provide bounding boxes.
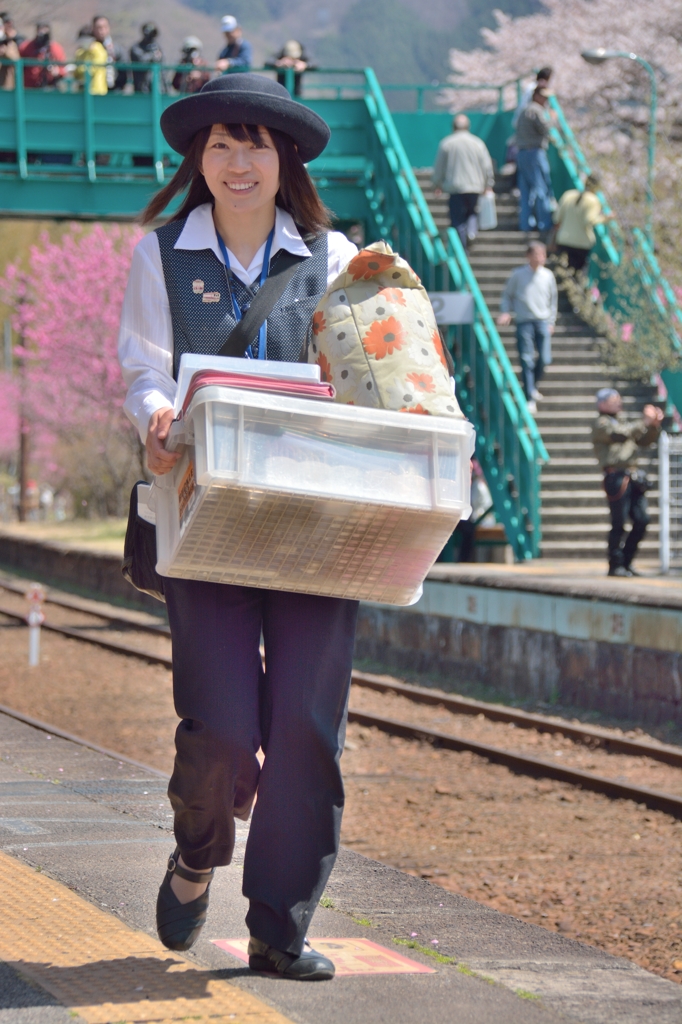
[444,0,682,280]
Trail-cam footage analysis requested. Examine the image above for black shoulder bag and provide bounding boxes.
[122,252,305,602]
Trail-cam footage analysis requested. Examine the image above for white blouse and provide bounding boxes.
[118,203,358,441]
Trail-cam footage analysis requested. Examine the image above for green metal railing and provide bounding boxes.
[548,94,682,412]
[362,68,547,559]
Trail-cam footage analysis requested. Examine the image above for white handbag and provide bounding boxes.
[478,191,498,231]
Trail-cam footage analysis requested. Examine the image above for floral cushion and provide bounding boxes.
[308,242,463,418]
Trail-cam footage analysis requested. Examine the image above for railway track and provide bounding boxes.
[2,578,682,818]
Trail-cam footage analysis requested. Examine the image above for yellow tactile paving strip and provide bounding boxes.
[0,851,292,1024]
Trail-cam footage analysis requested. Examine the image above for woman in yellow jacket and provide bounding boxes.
[553,172,613,271]
[74,27,108,95]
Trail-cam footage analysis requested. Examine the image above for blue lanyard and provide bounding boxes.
[217,227,275,360]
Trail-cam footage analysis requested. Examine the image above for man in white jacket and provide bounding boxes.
[497,241,557,414]
[433,114,494,249]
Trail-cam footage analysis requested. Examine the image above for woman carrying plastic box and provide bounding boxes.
[118,74,360,980]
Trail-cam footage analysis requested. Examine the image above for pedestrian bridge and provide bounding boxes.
[1,63,680,559]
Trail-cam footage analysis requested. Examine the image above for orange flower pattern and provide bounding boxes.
[348,250,396,281]
[308,241,463,419]
[400,403,430,415]
[362,316,406,360]
[317,352,333,383]
[312,311,327,336]
[432,329,448,370]
[377,286,407,306]
[406,371,436,393]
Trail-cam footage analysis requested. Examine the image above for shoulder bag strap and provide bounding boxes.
[217,251,305,359]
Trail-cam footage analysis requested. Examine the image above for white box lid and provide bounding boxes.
[175,354,321,417]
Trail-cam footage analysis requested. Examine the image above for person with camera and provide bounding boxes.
[0,14,20,91]
[592,388,663,577]
[19,21,66,88]
[172,36,210,94]
[130,22,164,94]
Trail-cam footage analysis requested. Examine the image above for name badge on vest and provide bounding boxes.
[202,291,221,303]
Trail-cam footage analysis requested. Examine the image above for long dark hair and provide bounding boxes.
[140,123,331,234]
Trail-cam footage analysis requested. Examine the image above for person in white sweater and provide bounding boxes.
[433,114,494,249]
[497,241,557,413]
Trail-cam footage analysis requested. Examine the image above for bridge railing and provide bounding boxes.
[362,67,547,559]
[0,60,377,185]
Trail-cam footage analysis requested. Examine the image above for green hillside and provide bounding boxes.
[180,0,542,83]
[316,0,543,84]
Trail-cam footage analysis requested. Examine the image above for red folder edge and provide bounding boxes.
[181,370,335,416]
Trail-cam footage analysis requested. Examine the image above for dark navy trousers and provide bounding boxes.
[164,578,359,955]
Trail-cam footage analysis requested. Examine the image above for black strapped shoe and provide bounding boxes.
[248,936,335,980]
[156,848,215,951]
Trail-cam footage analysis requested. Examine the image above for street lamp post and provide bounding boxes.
[581,48,657,243]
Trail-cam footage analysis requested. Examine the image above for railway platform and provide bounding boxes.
[0,708,680,1024]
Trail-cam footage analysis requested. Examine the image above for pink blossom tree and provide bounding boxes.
[0,223,145,516]
[444,0,682,279]
[0,373,19,459]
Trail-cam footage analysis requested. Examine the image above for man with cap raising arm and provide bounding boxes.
[592,388,663,576]
[216,16,252,73]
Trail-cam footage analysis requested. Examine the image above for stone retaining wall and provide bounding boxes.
[0,535,164,615]
[3,534,680,726]
[356,605,682,727]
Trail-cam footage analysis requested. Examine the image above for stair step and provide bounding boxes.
[541,523,660,537]
[540,542,660,556]
[542,509,659,523]
[417,168,662,559]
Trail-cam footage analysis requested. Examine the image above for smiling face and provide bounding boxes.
[200,124,280,217]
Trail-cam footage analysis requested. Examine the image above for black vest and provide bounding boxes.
[155,216,329,378]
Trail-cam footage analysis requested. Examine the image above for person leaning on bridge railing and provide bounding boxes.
[265,39,310,97]
[215,15,252,74]
[592,388,663,577]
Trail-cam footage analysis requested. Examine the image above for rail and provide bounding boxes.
[2,580,681,816]
[363,68,547,558]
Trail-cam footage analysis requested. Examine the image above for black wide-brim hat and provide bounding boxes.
[160,73,331,163]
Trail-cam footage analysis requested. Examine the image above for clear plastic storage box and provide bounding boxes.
[152,367,474,606]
